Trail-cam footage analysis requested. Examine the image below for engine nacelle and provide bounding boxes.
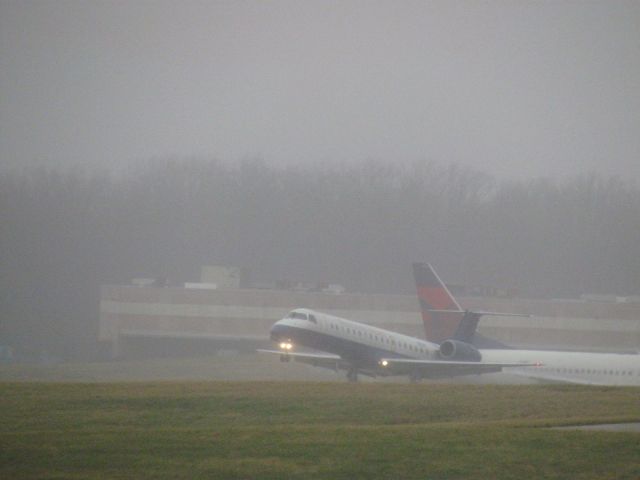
[438,339,482,361]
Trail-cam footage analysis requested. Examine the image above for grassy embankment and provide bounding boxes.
[1,381,639,479]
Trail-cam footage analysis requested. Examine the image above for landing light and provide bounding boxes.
[380,360,389,367]
[279,342,293,351]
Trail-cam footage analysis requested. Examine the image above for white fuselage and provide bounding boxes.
[271,309,441,362]
[271,308,640,385]
[481,348,640,386]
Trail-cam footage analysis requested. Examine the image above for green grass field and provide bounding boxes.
[1,381,639,479]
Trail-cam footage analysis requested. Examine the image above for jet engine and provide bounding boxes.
[438,339,482,361]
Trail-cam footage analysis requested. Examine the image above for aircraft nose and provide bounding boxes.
[270,322,289,342]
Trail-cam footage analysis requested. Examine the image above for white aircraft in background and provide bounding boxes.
[260,263,640,385]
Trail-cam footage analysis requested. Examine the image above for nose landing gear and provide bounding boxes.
[346,367,359,383]
[279,353,290,363]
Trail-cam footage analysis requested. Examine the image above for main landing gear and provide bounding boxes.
[346,367,359,383]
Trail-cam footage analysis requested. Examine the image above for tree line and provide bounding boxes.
[1,160,639,360]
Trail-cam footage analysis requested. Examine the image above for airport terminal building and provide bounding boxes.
[99,267,640,358]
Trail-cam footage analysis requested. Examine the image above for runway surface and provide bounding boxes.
[553,422,640,432]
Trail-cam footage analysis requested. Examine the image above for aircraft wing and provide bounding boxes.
[257,349,345,371]
[378,357,540,378]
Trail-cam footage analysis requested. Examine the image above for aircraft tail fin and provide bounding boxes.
[451,311,482,344]
[412,262,465,343]
[413,262,530,345]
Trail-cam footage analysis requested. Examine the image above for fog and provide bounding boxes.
[1,161,639,361]
[1,2,640,363]
[1,1,639,180]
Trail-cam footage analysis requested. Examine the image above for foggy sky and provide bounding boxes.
[1,0,639,180]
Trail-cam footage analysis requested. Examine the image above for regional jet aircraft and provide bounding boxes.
[411,262,640,386]
[259,263,640,385]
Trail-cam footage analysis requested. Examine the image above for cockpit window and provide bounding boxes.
[286,311,318,323]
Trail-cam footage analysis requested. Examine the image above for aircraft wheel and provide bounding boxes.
[346,368,358,383]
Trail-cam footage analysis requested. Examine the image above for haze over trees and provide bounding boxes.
[1,161,639,360]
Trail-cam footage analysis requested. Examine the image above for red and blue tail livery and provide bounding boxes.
[412,262,463,343]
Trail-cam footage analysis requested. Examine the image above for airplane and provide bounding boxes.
[258,263,537,383]
[259,263,640,385]
[412,262,640,386]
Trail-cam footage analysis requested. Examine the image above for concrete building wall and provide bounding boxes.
[99,285,640,357]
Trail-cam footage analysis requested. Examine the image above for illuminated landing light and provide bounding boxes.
[380,360,389,367]
[279,342,293,351]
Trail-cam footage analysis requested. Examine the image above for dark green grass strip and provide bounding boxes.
[1,382,639,479]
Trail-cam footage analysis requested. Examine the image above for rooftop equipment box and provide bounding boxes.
[201,266,241,289]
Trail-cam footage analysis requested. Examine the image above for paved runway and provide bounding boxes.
[553,423,640,432]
